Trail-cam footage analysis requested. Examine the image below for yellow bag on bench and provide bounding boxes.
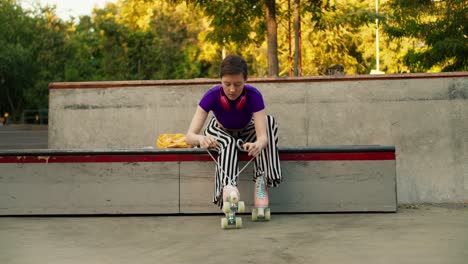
[157,134,192,148]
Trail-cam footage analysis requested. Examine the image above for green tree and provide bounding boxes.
[0,0,34,117]
[117,0,155,31]
[284,0,374,75]
[28,6,70,108]
[0,0,68,117]
[109,0,209,78]
[64,15,105,81]
[383,0,467,72]
[188,0,284,76]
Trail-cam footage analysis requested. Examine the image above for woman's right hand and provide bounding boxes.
[199,135,219,149]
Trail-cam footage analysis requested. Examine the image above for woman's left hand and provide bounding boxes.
[243,141,266,157]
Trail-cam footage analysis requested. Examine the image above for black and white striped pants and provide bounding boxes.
[204,115,282,207]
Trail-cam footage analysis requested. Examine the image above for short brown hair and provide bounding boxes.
[220,55,248,79]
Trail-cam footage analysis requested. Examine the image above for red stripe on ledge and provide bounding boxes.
[0,152,395,163]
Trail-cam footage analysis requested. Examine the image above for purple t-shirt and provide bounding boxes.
[199,84,265,129]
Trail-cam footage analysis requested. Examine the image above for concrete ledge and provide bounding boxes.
[48,72,468,89]
[0,146,396,215]
[0,145,395,155]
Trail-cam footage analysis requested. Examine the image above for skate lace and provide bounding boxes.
[256,176,266,199]
[205,136,256,187]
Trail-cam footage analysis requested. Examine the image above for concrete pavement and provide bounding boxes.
[1,204,467,264]
[0,125,48,149]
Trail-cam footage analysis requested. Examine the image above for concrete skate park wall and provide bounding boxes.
[48,72,468,204]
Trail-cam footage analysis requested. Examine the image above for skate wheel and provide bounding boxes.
[265,208,271,221]
[238,201,245,213]
[222,202,231,214]
[221,218,229,229]
[235,217,242,229]
[257,207,265,218]
[251,208,258,221]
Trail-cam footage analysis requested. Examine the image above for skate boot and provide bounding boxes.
[251,173,270,221]
[221,185,245,229]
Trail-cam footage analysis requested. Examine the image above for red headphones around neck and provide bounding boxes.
[220,87,247,111]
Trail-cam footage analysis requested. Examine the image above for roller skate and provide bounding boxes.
[252,173,270,221]
[221,185,245,229]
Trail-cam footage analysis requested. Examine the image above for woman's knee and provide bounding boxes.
[218,136,236,149]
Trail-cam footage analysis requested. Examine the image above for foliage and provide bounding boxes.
[383,0,467,72]
[0,0,32,116]
[0,0,67,117]
[192,0,265,45]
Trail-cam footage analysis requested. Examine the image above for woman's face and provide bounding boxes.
[221,73,246,100]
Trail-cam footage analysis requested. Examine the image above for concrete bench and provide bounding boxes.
[0,146,396,215]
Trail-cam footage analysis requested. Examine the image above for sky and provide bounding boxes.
[21,0,117,20]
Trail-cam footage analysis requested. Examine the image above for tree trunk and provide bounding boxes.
[5,86,21,121]
[265,0,279,77]
[293,0,302,76]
